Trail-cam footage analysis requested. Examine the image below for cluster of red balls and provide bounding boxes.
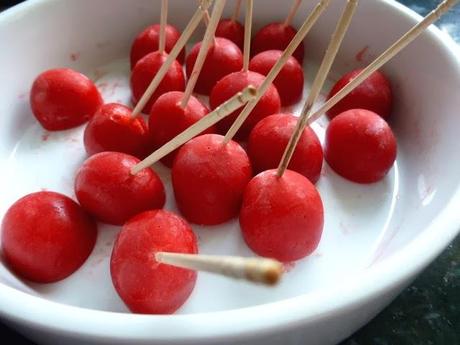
[1,16,397,315]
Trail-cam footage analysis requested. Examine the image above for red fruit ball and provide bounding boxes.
[248,114,323,184]
[130,24,185,69]
[252,23,304,64]
[327,69,393,119]
[1,191,97,283]
[325,109,397,184]
[75,152,165,225]
[240,170,324,262]
[249,50,304,106]
[148,91,213,168]
[215,19,244,50]
[185,37,243,95]
[131,51,185,114]
[210,70,281,140]
[30,68,103,131]
[111,210,197,314]
[172,134,252,225]
[84,103,150,159]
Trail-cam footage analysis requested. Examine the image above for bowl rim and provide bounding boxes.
[0,0,459,342]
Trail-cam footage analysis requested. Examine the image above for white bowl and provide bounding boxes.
[0,0,459,344]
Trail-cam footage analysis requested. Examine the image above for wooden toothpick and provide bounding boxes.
[306,0,459,126]
[158,0,168,54]
[223,0,331,144]
[180,0,227,109]
[231,0,243,22]
[284,0,302,27]
[277,0,359,177]
[243,0,253,72]
[131,85,257,175]
[155,252,283,286]
[131,0,213,117]
[203,10,211,26]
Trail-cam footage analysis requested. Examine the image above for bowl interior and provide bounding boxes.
[0,0,459,315]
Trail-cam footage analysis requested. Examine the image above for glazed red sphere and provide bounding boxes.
[215,19,244,50]
[325,109,397,184]
[240,169,323,262]
[30,68,103,131]
[148,91,213,167]
[185,37,243,95]
[75,152,165,225]
[131,51,185,114]
[248,114,323,184]
[249,50,304,106]
[172,134,252,225]
[1,191,97,283]
[84,103,150,159]
[252,23,304,64]
[327,69,393,119]
[111,210,197,314]
[130,24,185,68]
[210,71,281,140]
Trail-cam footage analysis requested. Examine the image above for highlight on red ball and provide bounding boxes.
[172,134,252,225]
[248,114,323,184]
[327,69,393,120]
[130,23,186,69]
[30,68,103,131]
[210,70,281,140]
[110,209,197,314]
[240,169,324,262]
[186,37,243,95]
[84,103,150,159]
[75,152,166,225]
[131,51,185,114]
[148,91,213,168]
[325,109,397,184]
[1,191,97,283]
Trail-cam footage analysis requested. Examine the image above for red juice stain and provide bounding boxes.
[110,81,120,96]
[41,133,50,141]
[355,46,369,62]
[283,261,296,272]
[18,92,27,100]
[97,82,109,93]
[70,52,80,61]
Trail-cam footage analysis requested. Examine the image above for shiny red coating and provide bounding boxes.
[251,23,304,64]
[215,19,244,50]
[210,70,281,140]
[30,68,103,131]
[148,91,213,167]
[131,51,185,114]
[172,134,252,225]
[111,210,197,314]
[1,191,97,283]
[248,114,323,184]
[325,109,397,184]
[249,50,304,106]
[327,69,393,119]
[130,24,185,69]
[185,37,243,95]
[240,169,324,262]
[84,103,150,159]
[75,152,165,225]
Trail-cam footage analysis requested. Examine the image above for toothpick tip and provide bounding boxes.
[263,261,284,285]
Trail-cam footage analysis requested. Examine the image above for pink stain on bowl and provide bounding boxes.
[41,133,50,141]
[355,46,369,62]
[283,262,296,272]
[70,52,80,61]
